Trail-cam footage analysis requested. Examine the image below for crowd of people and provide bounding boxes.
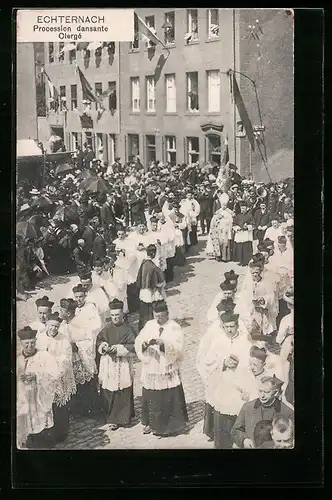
[16,146,294,449]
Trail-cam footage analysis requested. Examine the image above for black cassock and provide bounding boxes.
[96,321,136,425]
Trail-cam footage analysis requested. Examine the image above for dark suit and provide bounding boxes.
[254,210,271,241]
[73,246,91,271]
[197,191,214,234]
[92,234,107,260]
[231,398,293,448]
[100,203,117,241]
[81,225,96,253]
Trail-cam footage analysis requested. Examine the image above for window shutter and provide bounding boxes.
[78,132,82,148]
[65,132,70,151]
[102,134,108,163]
[183,137,187,163]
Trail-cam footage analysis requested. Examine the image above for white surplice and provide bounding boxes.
[135,319,184,390]
[198,322,253,416]
[17,349,60,445]
[36,331,76,406]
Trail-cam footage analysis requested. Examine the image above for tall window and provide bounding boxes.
[60,85,67,111]
[146,135,156,164]
[130,77,140,112]
[187,137,200,165]
[131,14,139,49]
[185,9,198,42]
[108,81,117,111]
[128,134,140,158]
[95,82,103,110]
[207,70,220,112]
[69,47,76,64]
[58,42,65,62]
[146,76,156,112]
[48,42,54,63]
[186,72,199,111]
[108,134,116,164]
[208,9,219,38]
[165,136,176,164]
[71,132,79,151]
[164,11,175,45]
[85,131,94,150]
[145,16,156,48]
[96,133,103,160]
[165,74,176,112]
[70,84,77,110]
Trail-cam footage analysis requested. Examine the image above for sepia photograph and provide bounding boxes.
[16,8,294,451]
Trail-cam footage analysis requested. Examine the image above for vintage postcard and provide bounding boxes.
[16,8,294,451]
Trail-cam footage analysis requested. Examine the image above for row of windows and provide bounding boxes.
[132,9,220,49]
[49,82,117,112]
[69,132,221,166]
[47,9,220,62]
[127,133,222,165]
[130,70,221,113]
[49,71,221,114]
[48,42,115,64]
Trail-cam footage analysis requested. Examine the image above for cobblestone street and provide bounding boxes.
[17,236,245,449]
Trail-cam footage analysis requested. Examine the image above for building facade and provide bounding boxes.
[17,43,38,141]
[36,8,293,179]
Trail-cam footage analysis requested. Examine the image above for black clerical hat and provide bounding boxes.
[17,326,37,340]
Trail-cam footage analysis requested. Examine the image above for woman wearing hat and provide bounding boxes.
[36,312,76,444]
[17,326,60,448]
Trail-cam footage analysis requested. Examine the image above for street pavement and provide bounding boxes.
[16,235,245,449]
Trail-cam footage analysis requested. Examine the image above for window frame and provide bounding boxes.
[48,42,54,64]
[164,11,175,45]
[70,84,77,111]
[207,69,221,112]
[208,9,220,38]
[186,72,199,112]
[94,82,103,110]
[165,73,176,113]
[146,75,156,112]
[130,77,140,112]
[187,136,200,165]
[186,9,199,42]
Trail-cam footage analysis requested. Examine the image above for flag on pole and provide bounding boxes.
[135,12,168,50]
[76,65,105,109]
[41,67,59,111]
[216,137,230,191]
[232,73,256,152]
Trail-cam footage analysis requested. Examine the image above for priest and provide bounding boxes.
[36,312,76,443]
[17,326,60,449]
[29,295,54,335]
[135,301,189,437]
[136,244,166,331]
[96,299,136,430]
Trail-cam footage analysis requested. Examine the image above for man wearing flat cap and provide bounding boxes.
[17,326,60,448]
[96,299,136,431]
[197,311,252,448]
[135,300,188,437]
[231,375,293,449]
